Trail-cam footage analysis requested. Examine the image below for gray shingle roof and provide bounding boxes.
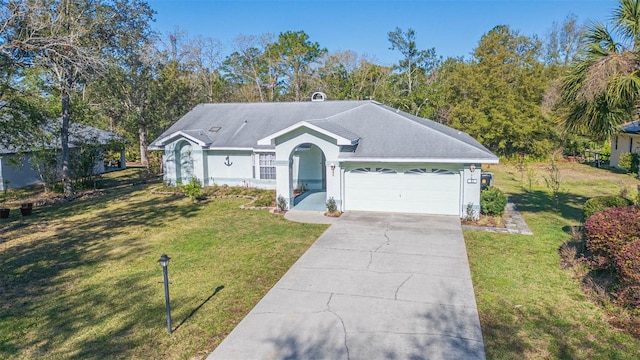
[0,120,123,155]
[149,100,498,163]
[622,121,640,134]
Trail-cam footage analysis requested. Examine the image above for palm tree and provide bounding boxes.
[561,0,640,142]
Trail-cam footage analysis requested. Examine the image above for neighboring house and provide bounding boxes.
[0,121,126,191]
[609,121,640,168]
[149,94,499,217]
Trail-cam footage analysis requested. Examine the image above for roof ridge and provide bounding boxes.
[373,103,495,158]
[306,118,360,141]
[198,100,370,107]
[321,101,375,121]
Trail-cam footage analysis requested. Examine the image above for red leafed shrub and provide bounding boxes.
[584,205,640,269]
[616,286,640,308]
[615,239,640,286]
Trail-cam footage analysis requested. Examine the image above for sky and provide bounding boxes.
[147,0,619,66]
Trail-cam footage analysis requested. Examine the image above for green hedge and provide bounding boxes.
[618,152,639,174]
[583,195,633,220]
[481,186,507,216]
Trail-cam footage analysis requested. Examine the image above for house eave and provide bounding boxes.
[154,130,211,147]
[148,145,276,153]
[339,157,500,164]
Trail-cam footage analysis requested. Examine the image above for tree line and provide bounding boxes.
[1,0,636,197]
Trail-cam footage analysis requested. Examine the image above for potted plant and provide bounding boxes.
[1,180,9,219]
[20,202,33,216]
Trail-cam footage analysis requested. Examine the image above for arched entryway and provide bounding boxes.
[175,140,194,183]
[290,143,326,210]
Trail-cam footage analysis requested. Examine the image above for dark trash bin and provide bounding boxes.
[481,173,493,191]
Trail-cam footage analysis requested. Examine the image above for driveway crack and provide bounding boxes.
[395,274,414,300]
[366,251,373,270]
[373,228,391,252]
[327,293,351,360]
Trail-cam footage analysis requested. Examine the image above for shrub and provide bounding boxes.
[583,195,633,220]
[615,239,640,286]
[618,152,639,174]
[480,186,507,216]
[182,177,202,201]
[254,191,276,207]
[326,197,337,214]
[276,195,287,211]
[584,205,640,269]
[616,286,640,309]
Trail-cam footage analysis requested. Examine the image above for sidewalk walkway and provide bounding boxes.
[462,199,533,235]
[284,209,337,225]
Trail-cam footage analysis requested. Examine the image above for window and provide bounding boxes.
[258,153,276,180]
[615,136,619,150]
[631,138,634,153]
[376,168,396,174]
[405,168,427,174]
[431,168,455,175]
[350,168,370,173]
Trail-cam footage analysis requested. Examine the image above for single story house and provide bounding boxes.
[610,121,640,168]
[149,94,499,217]
[0,121,126,191]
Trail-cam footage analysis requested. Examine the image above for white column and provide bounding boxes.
[325,160,342,210]
[275,159,292,209]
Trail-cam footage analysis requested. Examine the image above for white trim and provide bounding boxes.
[149,144,275,152]
[339,157,499,164]
[257,121,357,146]
[205,147,275,152]
[154,131,210,147]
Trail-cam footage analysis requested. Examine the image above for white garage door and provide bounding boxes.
[344,167,461,215]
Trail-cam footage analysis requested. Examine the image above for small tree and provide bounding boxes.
[544,159,561,211]
[182,177,202,201]
[525,166,537,192]
[30,149,60,194]
[70,142,102,189]
[326,197,338,214]
[276,195,287,212]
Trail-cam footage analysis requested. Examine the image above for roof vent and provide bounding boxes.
[311,92,327,102]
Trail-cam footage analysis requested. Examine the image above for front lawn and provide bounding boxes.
[467,161,640,359]
[0,170,328,359]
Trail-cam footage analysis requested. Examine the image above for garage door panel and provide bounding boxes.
[345,171,460,215]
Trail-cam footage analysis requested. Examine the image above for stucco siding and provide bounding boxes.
[0,154,46,190]
[610,134,640,168]
[207,150,256,187]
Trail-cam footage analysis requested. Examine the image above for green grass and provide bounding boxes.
[5,163,640,359]
[0,170,327,359]
[468,161,640,359]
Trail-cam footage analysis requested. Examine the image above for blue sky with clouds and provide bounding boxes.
[148,0,618,65]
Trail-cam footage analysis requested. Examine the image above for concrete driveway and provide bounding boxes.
[208,212,485,360]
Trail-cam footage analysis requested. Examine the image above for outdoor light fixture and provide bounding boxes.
[158,254,172,335]
[330,163,336,176]
[466,164,479,184]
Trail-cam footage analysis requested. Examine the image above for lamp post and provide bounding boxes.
[158,254,172,335]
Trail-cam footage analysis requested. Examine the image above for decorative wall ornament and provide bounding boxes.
[224,156,233,166]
